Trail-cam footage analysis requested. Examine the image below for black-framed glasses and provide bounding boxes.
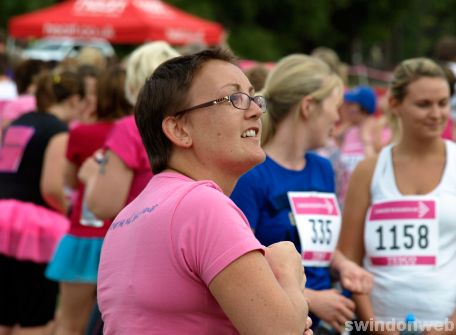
[175,92,267,117]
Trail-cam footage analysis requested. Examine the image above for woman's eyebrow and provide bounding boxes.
[221,83,255,94]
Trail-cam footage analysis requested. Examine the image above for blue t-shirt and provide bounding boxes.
[231,152,336,292]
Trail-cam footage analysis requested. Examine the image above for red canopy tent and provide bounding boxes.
[9,0,224,45]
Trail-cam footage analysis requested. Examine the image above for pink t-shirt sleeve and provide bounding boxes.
[104,116,149,171]
[2,95,36,121]
[172,184,265,285]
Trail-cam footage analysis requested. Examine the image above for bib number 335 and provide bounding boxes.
[288,192,341,267]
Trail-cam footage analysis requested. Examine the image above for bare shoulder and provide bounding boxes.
[344,154,380,201]
[355,155,378,175]
[343,155,379,207]
[352,155,378,182]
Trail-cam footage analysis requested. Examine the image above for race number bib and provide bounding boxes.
[364,198,438,267]
[288,192,341,267]
[0,126,35,172]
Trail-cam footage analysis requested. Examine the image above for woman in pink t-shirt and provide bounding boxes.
[1,59,47,129]
[45,65,132,335]
[97,48,313,335]
[80,42,180,221]
[78,42,181,334]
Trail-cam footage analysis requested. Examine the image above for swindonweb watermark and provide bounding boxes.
[345,318,455,333]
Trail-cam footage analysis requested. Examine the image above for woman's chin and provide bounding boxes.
[237,150,266,174]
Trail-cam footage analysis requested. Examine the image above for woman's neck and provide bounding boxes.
[264,118,309,171]
[395,135,445,158]
[47,105,68,123]
[166,156,238,196]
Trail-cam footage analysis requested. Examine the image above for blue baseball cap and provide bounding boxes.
[344,85,377,114]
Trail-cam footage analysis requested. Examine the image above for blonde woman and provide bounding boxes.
[231,54,373,331]
[339,58,456,333]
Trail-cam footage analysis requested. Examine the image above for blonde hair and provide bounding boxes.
[390,57,447,102]
[77,46,107,71]
[125,41,180,105]
[260,54,342,145]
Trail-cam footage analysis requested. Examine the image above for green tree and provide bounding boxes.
[3,0,456,67]
[0,0,57,30]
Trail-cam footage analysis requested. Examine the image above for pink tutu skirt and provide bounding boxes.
[0,200,69,263]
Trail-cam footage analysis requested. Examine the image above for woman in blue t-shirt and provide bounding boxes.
[231,54,373,331]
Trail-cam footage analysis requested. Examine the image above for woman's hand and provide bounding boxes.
[338,258,374,294]
[307,288,355,330]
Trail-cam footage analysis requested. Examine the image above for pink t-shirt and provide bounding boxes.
[337,126,365,206]
[98,172,264,335]
[2,95,36,123]
[442,119,453,140]
[104,115,152,204]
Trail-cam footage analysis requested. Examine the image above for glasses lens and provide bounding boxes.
[230,92,249,110]
[254,96,267,113]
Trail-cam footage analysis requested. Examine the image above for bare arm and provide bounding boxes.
[209,242,309,335]
[64,159,78,189]
[80,150,133,220]
[338,156,377,265]
[337,156,377,328]
[40,133,69,213]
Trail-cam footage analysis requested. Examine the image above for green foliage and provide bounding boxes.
[228,25,285,61]
[0,0,56,28]
[3,0,456,67]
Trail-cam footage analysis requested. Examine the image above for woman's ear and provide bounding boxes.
[388,96,400,117]
[162,116,192,148]
[299,95,315,120]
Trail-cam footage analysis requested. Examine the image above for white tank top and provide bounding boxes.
[364,140,456,323]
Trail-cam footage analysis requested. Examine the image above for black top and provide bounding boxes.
[0,112,68,208]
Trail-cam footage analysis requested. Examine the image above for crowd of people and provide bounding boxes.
[0,30,455,335]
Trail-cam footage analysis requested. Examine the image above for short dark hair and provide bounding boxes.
[135,47,237,174]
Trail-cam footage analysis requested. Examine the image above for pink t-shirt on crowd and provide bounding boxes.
[442,119,454,140]
[98,172,264,335]
[104,115,152,204]
[2,95,36,123]
[337,126,365,206]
